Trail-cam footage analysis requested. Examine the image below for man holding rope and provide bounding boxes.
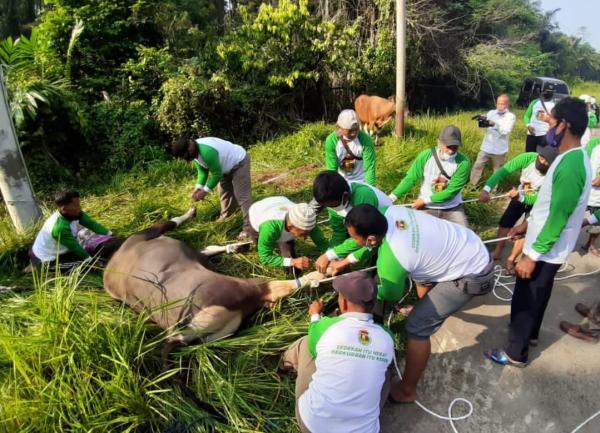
[486,97,592,368]
[341,204,494,403]
[582,137,600,256]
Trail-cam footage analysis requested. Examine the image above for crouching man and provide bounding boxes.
[281,272,394,433]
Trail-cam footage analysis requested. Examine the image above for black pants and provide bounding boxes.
[507,261,561,362]
[499,200,532,229]
[525,135,546,153]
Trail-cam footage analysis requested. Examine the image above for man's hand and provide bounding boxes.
[582,218,590,228]
[330,258,350,276]
[527,125,535,135]
[412,198,426,209]
[515,255,536,279]
[508,222,528,239]
[488,120,496,127]
[192,189,207,201]
[308,300,324,316]
[315,254,331,273]
[507,187,519,200]
[292,256,311,271]
[479,190,491,202]
[592,177,600,187]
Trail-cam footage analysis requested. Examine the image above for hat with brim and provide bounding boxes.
[332,271,377,309]
[438,125,462,147]
[337,109,360,130]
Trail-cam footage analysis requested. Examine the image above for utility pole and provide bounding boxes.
[395,0,406,139]
[0,69,41,232]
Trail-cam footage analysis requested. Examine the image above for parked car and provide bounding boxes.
[516,77,570,107]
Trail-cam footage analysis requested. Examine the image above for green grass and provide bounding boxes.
[571,81,600,98]
[0,109,526,432]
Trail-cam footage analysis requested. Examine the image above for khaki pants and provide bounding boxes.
[424,204,468,227]
[282,336,393,433]
[218,155,252,231]
[469,150,506,185]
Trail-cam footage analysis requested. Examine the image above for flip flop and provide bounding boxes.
[559,321,600,343]
[484,349,527,368]
[575,303,600,325]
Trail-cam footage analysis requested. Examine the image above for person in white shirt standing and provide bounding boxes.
[469,94,516,185]
[280,272,394,433]
[523,88,555,152]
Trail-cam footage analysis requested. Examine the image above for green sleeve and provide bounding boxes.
[78,212,109,235]
[51,217,90,260]
[324,132,339,171]
[430,154,471,203]
[358,131,377,185]
[327,209,348,247]
[193,160,209,186]
[523,99,537,125]
[522,190,538,207]
[586,138,600,158]
[350,183,379,207]
[595,209,600,222]
[485,153,538,189]
[531,152,586,256]
[199,143,223,190]
[333,237,364,258]
[391,149,430,198]
[257,220,286,267]
[376,240,407,302]
[308,316,345,358]
[588,112,598,129]
[309,225,329,252]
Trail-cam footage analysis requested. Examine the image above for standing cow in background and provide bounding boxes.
[354,94,409,144]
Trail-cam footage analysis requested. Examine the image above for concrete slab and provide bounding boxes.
[381,238,600,433]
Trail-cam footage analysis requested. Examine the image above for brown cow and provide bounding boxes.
[354,94,409,144]
[103,228,325,347]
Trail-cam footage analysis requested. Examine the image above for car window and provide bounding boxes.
[555,83,569,94]
[523,80,533,92]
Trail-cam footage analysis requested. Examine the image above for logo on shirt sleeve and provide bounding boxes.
[358,329,371,346]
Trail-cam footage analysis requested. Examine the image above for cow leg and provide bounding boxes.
[189,305,244,342]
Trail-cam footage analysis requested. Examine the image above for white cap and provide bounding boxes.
[580,94,592,104]
[337,109,360,130]
[287,203,317,231]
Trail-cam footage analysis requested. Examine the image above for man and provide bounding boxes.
[280,271,394,433]
[171,136,252,239]
[342,204,494,403]
[479,146,558,268]
[31,190,111,270]
[325,109,377,185]
[523,88,555,152]
[248,197,328,275]
[582,137,600,256]
[388,125,471,226]
[579,95,598,146]
[311,171,392,274]
[469,94,516,185]
[486,97,592,367]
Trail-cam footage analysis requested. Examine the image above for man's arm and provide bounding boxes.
[484,152,537,191]
[309,225,329,253]
[200,144,223,191]
[390,149,430,199]
[523,99,537,125]
[376,241,408,302]
[327,209,348,247]
[257,221,290,267]
[308,316,344,358]
[588,112,598,129]
[78,212,110,235]
[429,155,471,204]
[359,131,377,185]
[193,160,209,189]
[51,219,90,260]
[324,133,339,171]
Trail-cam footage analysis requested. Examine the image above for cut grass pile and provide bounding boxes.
[1,109,531,432]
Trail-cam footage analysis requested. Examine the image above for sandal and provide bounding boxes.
[560,321,600,343]
[575,303,600,325]
[484,349,527,368]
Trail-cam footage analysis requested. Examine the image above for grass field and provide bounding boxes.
[1,83,599,432]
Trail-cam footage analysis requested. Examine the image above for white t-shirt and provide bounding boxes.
[589,143,600,207]
[249,196,294,242]
[480,109,516,155]
[419,154,462,209]
[298,313,394,433]
[527,100,555,136]
[195,137,246,174]
[32,212,77,262]
[336,138,365,183]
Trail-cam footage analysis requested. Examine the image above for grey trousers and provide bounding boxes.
[218,155,252,231]
[469,150,506,185]
[424,204,468,227]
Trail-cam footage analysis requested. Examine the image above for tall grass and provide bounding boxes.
[0,110,522,432]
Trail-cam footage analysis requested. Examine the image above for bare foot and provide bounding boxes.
[389,382,417,404]
[506,257,517,275]
[589,244,600,257]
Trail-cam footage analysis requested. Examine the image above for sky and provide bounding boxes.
[539,0,600,51]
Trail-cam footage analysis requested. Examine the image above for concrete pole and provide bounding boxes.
[395,0,406,139]
[0,69,42,232]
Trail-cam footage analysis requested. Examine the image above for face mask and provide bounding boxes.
[331,196,351,216]
[535,158,549,174]
[545,125,565,148]
[439,151,456,162]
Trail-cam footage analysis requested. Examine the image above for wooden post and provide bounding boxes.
[395,0,406,139]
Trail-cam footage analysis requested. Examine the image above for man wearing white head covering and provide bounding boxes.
[249,197,329,275]
[324,109,377,185]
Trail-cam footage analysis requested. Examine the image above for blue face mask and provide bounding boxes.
[546,124,565,148]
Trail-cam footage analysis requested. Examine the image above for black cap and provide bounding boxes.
[537,145,559,165]
[438,125,462,147]
[332,271,377,309]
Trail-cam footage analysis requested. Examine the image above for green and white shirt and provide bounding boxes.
[390,148,471,209]
[193,137,246,192]
[32,211,110,262]
[298,312,394,433]
[524,99,555,136]
[325,130,377,185]
[524,147,592,264]
[376,206,490,302]
[325,182,392,264]
[586,138,600,223]
[249,196,328,267]
[484,152,546,206]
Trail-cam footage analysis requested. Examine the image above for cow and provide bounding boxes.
[102,227,325,350]
[354,94,409,144]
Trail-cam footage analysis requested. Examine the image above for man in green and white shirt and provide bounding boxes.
[486,97,592,368]
[388,125,471,226]
[249,197,328,275]
[342,204,493,403]
[325,109,377,185]
[311,171,391,274]
[582,137,600,256]
[523,89,555,152]
[31,190,111,270]
[172,136,252,239]
[281,272,394,433]
[479,146,558,263]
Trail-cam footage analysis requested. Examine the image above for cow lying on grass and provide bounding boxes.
[103,224,325,347]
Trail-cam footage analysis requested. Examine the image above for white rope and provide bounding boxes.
[398,193,508,207]
[309,265,377,287]
[570,410,600,433]
[482,236,512,245]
